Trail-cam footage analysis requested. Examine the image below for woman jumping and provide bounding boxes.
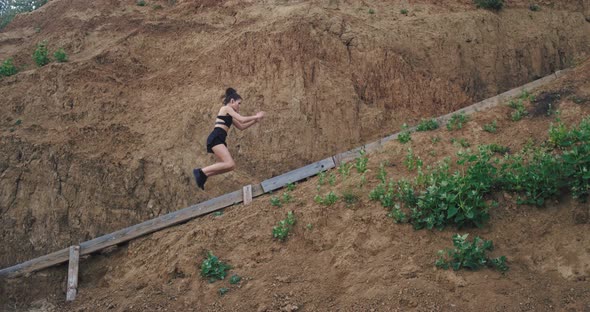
[193,88,265,190]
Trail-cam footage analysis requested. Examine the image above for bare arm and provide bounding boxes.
[234,118,258,131]
[224,106,260,123]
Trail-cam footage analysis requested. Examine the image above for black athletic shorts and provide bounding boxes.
[206,127,227,153]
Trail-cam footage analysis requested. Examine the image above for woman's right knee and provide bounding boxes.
[225,161,235,171]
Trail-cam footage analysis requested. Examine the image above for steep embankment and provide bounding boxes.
[1,0,589,273]
[2,57,590,312]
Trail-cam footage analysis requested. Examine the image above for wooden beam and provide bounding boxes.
[66,246,80,301]
[261,157,335,193]
[243,185,252,205]
[0,190,244,278]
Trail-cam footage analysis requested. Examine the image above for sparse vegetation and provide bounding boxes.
[272,211,296,241]
[137,0,146,6]
[355,150,368,173]
[54,48,68,62]
[474,0,504,10]
[400,9,408,15]
[436,234,508,272]
[447,113,468,131]
[286,182,296,192]
[483,120,498,133]
[398,124,412,144]
[368,8,375,14]
[338,162,352,178]
[404,148,423,171]
[508,99,528,121]
[529,4,540,11]
[0,58,18,77]
[270,196,282,207]
[1,0,48,30]
[201,252,232,282]
[416,118,439,131]
[314,191,339,206]
[33,41,50,67]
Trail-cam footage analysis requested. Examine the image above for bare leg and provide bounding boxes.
[201,144,235,177]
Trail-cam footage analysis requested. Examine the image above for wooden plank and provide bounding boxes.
[252,184,265,197]
[0,190,244,278]
[66,246,80,301]
[261,157,335,193]
[333,146,364,166]
[363,140,382,154]
[243,185,252,205]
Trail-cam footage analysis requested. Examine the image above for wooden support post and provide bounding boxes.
[243,185,252,205]
[66,245,80,301]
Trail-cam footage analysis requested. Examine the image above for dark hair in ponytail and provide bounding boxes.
[222,87,242,105]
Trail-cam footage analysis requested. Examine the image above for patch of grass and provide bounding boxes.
[529,4,540,11]
[328,173,336,186]
[474,0,504,10]
[201,252,232,282]
[483,120,498,133]
[431,136,441,144]
[487,143,510,155]
[33,41,50,67]
[446,113,468,131]
[219,287,230,296]
[137,0,146,6]
[272,211,296,241]
[368,8,375,14]
[509,99,528,121]
[213,210,224,217]
[152,4,163,9]
[416,118,439,131]
[54,48,68,63]
[436,234,508,272]
[338,162,352,178]
[377,163,387,183]
[400,8,408,15]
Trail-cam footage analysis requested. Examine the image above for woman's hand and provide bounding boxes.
[256,111,266,120]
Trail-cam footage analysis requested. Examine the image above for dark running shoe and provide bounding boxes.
[193,168,206,190]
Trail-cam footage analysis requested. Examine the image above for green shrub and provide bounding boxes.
[270,196,282,207]
[436,234,508,272]
[416,118,439,131]
[387,204,407,223]
[499,148,562,206]
[398,124,411,143]
[355,150,368,173]
[33,41,50,67]
[474,0,504,10]
[0,58,18,77]
[508,99,527,121]
[272,211,296,241]
[404,148,423,171]
[368,8,375,14]
[447,113,468,131]
[201,252,232,282]
[137,0,146,6]
[286,182,296,191]
[400,9,408,15]
[483,120,497,133]
[314,191,339,206]
[338,162,352,178]
[529,4,540,11]
[53,48,68,62]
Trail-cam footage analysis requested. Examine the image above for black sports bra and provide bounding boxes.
[215,115,232,128]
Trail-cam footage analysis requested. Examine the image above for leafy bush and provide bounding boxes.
[229,274,241,284]
[54,48,68,62]
[0,58,18,77]
[436,234,508,272]
[314,191,339,206]
[447,113,468,131]
[270,196,282,207]
[272,211,296,241]
[338,162,352,178]
[416,119,439,131]
[404,148,423,171]
[201,252,232,282]
[387,204,407,223]
[474,0,504,10]
[483,120,497,133]
[33,41,50,67]
[355,150,368,173]
[137,0,146,6]
[529,4,540,11]
[286,182,296,191]
[487,143,509,155]
[508,99,527,121]
[377,163,387,183]
[398,124,411,143]
[400,8,408,15]
[499,148,562,206]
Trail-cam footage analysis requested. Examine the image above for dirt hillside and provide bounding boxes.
[2,57,590,312]
[0,0,589,301]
